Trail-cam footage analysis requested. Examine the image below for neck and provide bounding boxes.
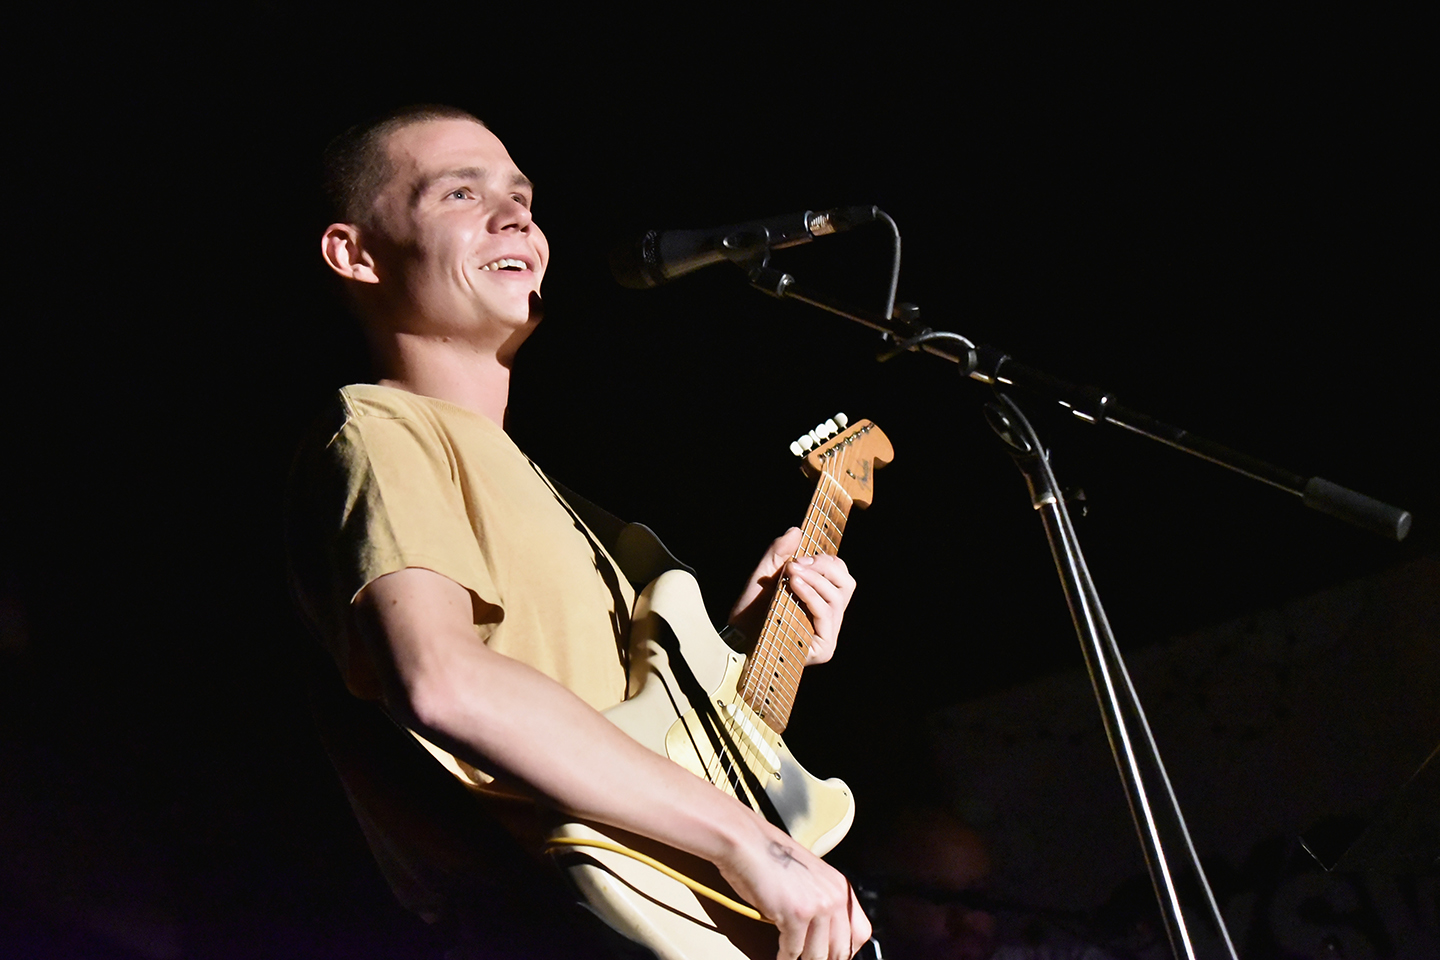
[739,468,854,734]
[370,329,521,427]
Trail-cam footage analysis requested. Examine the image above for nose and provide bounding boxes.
[491,194,534,233]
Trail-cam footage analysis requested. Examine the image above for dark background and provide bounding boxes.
[5,10,1434,958]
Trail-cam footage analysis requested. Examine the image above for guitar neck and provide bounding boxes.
[738,463,855,734]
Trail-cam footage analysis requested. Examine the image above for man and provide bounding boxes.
[854,805,998,960]
[289,104,872,960]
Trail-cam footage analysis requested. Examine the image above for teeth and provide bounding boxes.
[480,258,527,271]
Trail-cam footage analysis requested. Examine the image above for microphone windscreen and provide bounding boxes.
[609,230,664,289]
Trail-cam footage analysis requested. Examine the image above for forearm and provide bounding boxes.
[394,630,765,865]
[402,641,863,955]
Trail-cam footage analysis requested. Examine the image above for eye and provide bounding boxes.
[446,187,472,200]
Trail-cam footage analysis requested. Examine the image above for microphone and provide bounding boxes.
[610,205,879,289]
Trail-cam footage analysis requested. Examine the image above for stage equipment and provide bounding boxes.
[613,205,1417,960]
[610,206,880,289]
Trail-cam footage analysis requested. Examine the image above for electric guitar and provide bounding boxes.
[548,414,893,960]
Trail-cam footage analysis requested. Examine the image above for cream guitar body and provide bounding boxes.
[549,416,893,960]
[553,570,855,960]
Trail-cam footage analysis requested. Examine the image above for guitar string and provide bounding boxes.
[703,707,744,799]
[770,466,854,719]
[805,473,848,553]
[745,453,854,728]
[764,486,838,722]
[707,697,772,809]
[676,434,876,870]
[758,462,848,733]
[709,710,764,809]
[720,701,770,802]
[748,472,829,699]
[707,680,764,802]
[741,434,865,730]
[707,659,798,804]
[748,503,840,719]
[736,699,779,796]
[719,702,771,804]
[780,465,851,667]
[720,542,806,793]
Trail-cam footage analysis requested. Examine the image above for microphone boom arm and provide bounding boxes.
[746,256,1411,542]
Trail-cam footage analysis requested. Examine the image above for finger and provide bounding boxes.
[827,905,850,960]
[784,574,841,664]
[804,912,830,960]
[787,564,854,618]
[786,568,845,632]
[785,573,835,634]
[750,529,804,588]
[776,913,806,960]
[768,527,803,564]
[846,886,872,957]
[786,563,844,607]
[794,554,855,595]
[730,529,803,629]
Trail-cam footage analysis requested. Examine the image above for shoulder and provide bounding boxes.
[283,386,411,475]
[289,384,534,515]
[325,385,459,466]
[336,383,426,423]
[336,384,513,450]
[285,387,430,523]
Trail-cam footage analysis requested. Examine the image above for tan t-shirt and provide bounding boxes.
[287,384,641,915]
[293,382,632,714]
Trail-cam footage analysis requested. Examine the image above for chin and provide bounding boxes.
[494,295,542,329]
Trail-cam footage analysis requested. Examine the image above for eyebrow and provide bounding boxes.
[410,167,535,205]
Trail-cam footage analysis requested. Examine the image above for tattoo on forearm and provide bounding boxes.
[768,841,808,870]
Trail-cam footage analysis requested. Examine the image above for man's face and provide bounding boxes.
[873,816,996,960]
[364,118,549,348]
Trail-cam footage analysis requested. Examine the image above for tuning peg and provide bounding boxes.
[792,414,855,457]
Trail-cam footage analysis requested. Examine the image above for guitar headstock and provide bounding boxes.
[790,413,894,508]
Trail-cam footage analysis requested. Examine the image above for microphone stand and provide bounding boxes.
[984,392,1239,960]
[708,213,1415,960]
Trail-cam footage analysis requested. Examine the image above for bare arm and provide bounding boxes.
[353,567,869,960]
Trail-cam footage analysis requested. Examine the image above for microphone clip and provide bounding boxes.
[718,228,774,272]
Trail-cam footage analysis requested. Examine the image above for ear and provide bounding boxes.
[320,222,380,284]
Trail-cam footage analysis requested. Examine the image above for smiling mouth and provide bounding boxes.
[479,257,530,272]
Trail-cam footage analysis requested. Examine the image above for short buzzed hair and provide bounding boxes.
[321,104,485,225]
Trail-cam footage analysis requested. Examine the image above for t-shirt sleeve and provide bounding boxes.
[328,412,499,612]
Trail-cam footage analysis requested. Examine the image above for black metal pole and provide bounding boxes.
[985,393,1240,960]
